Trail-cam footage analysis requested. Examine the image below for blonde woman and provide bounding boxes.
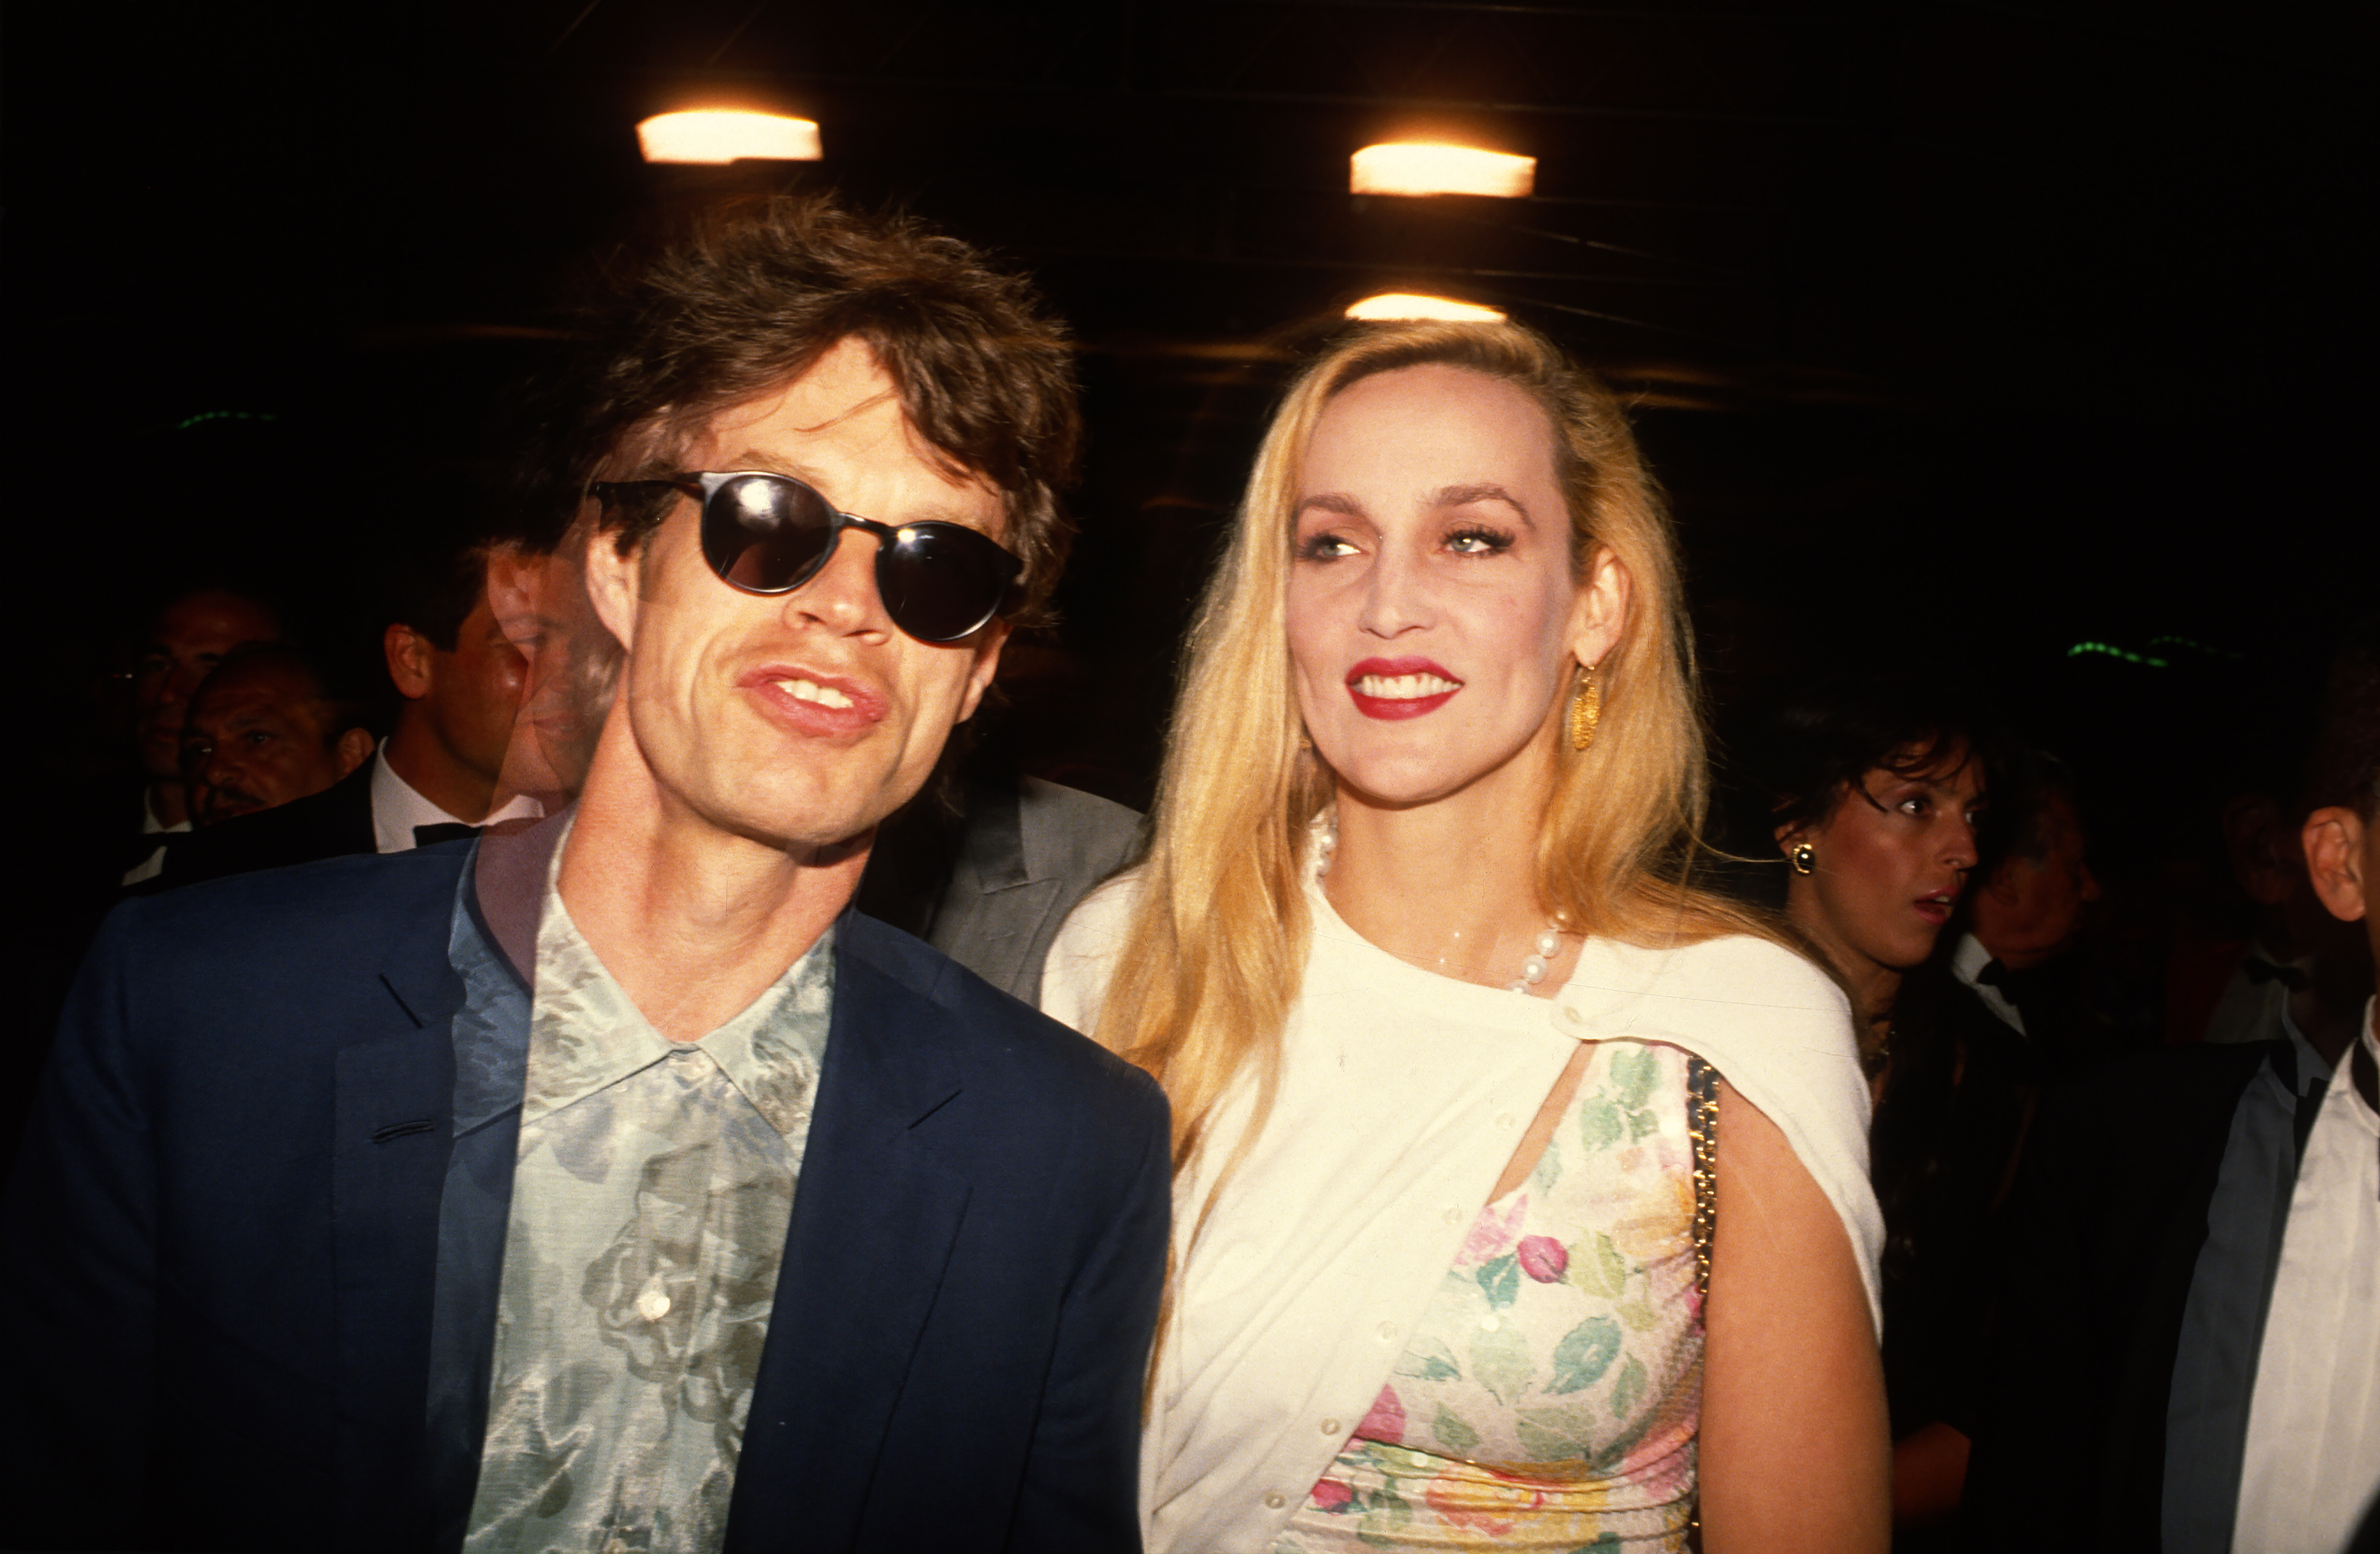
[1043,322,1887,1553]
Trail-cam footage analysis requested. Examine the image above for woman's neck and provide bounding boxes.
[1322,758,1577,993]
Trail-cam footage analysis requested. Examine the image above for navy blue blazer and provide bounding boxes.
[3,843,1169,1553]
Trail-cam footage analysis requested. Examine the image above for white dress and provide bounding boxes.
[1041,872,1882,1554]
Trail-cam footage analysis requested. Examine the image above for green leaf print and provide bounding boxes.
[1627,1105,1659,1141]
[1564,1536,1622,1553]
[1515,1403,1592,1461]
[1609,1045,1659,1111]
[1476,1254,1521,1308]
[1596,1232,1629,1296]
[1548,1315,1622,1394]
[1356,1487,1412,1547]
[1394,1334,1461,1383]
[1618,1299,1658,1333]
[1530,1135,1564,1194]
[1610,1354,1648,1419]
[1432,1403,1480,1455]
[1471,1318,1532,1404]
[1578,1095,1623,1152]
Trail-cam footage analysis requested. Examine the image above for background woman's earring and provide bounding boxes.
[1790,843,1817,875]
[1569,663,1602,751]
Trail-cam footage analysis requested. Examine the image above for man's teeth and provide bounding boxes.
[771,677,855,709]
[1355,673,1461,700]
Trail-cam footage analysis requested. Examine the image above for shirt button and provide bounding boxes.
[636,1290,672,1321]
[1481,1314,1501,1332]
[1263,1492,1286,1510]
[1321,1418,1342,1434]
[1378,1321,1398,1342]
[1443,1205,1463,1225]
[1495,1111,1517,1129]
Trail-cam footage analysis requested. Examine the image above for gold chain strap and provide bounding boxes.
[1685,1055,1719,1553]
[1687,1055,1718,1304]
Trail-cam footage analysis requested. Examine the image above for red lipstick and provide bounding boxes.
[1345,656,1463,721]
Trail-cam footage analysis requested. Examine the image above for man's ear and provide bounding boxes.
[582,526,644,650]
[332,726,375,779]
[2302,806,2369,924]
[953,621,1012,727]
[385,623,435,700]
[1564,546,1633,674]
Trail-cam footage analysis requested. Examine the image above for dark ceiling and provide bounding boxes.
[9,0,2373,813]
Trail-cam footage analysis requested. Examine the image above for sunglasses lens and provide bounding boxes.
[700,474,835,592]
[879,526,1020,642]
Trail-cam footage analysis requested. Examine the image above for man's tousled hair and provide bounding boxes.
[540,194,1081,623]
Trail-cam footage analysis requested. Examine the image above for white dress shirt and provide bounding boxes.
[2233,999,2380,1553]
[1950,931,2027,1035]
[370,745,543,853]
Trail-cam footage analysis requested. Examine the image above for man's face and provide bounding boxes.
[182,662,365,825]
[586,338,1009,853]
[1971,790,2100,967]
[413,593,530,783]
[132,590,279,782]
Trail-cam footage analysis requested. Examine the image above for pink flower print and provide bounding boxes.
[1517,1234,1569,1283]
[1309,1477,1355,1513]
[1458,1195,1527,1265]
[1355,1383,1406,1444]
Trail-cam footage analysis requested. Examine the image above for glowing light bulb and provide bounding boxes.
[636,110,821,165]
[1351,142,1535,198]
[1345,293,1507,323]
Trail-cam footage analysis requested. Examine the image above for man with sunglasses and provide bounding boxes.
[4,197,1169,1553]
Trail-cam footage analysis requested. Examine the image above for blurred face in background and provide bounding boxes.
[1971,788,2099,969]
[132,589,279,784]
[487,540,620,807]
[1781,746,1985,982]
[387,589,529,788]
[181,659,371,825]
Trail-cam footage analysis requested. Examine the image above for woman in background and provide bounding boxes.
[1752,682,2003,1540]
[1045,320,1887,1553]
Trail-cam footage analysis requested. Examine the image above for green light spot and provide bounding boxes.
[2067,641,2170,668]
[2146,634,2244,660]
[175,410,279,430]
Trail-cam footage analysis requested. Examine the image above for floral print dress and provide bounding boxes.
[1273,1039,1702,1553]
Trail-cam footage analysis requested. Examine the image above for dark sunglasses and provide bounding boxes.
[588,470,1022,644]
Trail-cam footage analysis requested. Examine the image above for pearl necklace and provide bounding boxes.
[1314,815,1563,995]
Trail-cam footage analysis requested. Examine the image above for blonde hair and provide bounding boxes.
[1097,320,1783,1192]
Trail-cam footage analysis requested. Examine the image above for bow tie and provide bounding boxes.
[413,822,483,848]
[2242,955,2311,992]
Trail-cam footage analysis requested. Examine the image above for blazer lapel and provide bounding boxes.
[329,880,467,1549]
[729,933,969,1551]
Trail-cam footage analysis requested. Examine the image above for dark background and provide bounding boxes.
[9,0,2373,892]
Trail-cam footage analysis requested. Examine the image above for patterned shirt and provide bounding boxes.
[463,848,834,1553]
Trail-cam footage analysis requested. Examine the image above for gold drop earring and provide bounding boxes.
[1568,663,1602,752]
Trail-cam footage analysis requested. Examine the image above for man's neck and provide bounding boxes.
[557,717,866,1042]
[383,713,498,825]
[146,780,189,831]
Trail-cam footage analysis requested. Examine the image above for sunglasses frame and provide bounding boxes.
[588,470,1022,644]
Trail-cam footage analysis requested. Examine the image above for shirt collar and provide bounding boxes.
[524,817,833,1140]
[373,744,547,853]
[1951,931,1994,985]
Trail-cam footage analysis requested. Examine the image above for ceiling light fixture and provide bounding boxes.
[1350,142,1535,198]
[1346,293,1507,323]
[636,110,821,165]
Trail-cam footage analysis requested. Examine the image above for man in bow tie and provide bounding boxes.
[7,195,1170,1554]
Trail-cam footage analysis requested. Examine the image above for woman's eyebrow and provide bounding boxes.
[1296,492,1364,518]
[1432,481,1528,518]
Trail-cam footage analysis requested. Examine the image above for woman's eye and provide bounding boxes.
[1297,531,1359,561]
[1445,525,1514,555]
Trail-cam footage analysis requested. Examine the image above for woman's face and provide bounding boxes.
[1783,751,1985,976]
[1285,364,1619,810]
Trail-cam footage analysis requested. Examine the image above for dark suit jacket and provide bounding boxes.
[1959,1042,2274,1550]
[859,776,1141,1004]
[4,844,1169,1553]
[139,757,379,891]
